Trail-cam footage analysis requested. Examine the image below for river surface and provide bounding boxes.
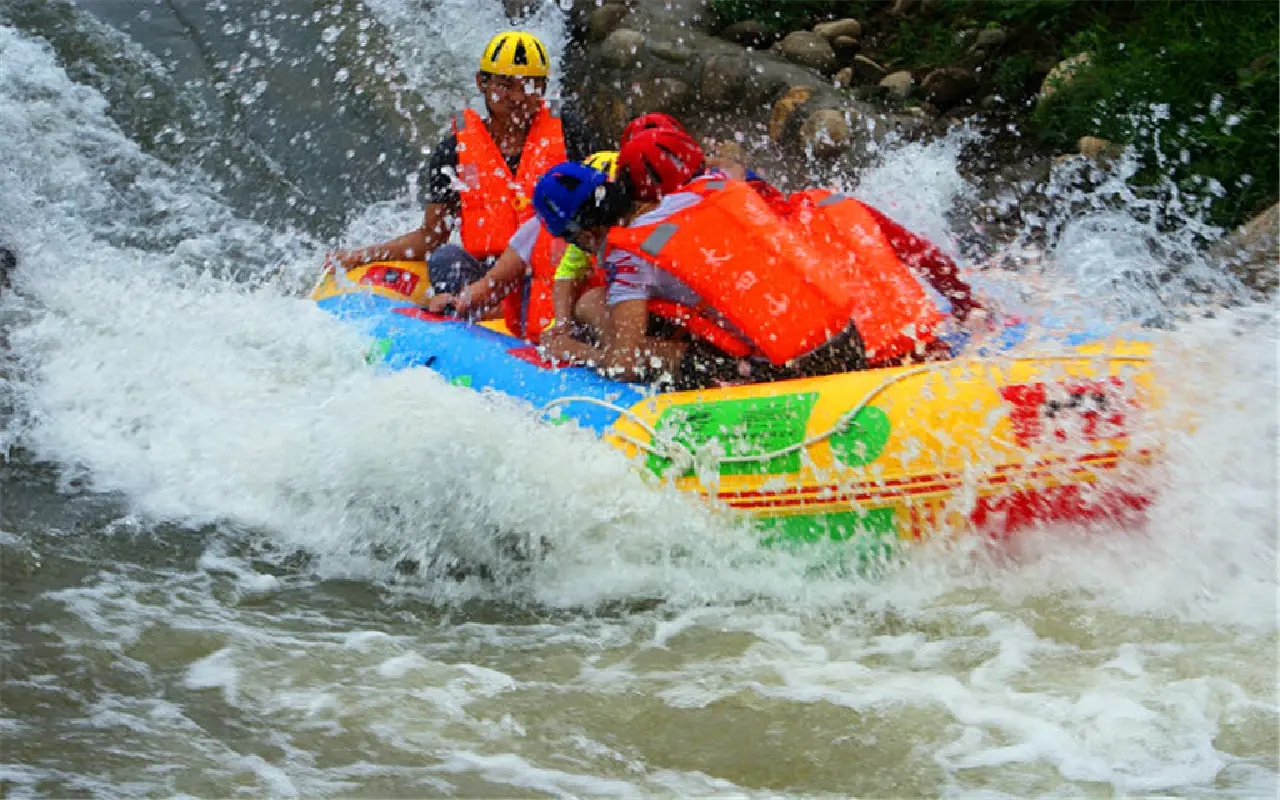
[1,2,1277,797]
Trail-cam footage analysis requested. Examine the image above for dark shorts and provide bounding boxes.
[427,244,492,296]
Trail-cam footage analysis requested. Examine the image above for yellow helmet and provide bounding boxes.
[479,31,551,79]
[583,150,619,180]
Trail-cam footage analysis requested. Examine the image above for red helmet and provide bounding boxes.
[618,128,705,202]
[619,113,687,147]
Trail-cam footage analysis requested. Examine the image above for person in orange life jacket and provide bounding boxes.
[323,31,598,296]
[533,133,869,390]
[422,152,620,344]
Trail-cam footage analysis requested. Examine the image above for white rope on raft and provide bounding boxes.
[537,354,1152,466]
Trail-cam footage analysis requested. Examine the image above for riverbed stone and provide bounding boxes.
[768,85,813,141]
[700,53,747,108]
[849,55,888,86]
[720,20,778,49]
[779,31,838,73]
[880,70,915,98]
[587,4,630,42]
[801,108,851,156]
[813,19,862,41]
[1213,201,1279,293]
[600,29,646,68]
[628,77,690,115]
[921,66,977,108]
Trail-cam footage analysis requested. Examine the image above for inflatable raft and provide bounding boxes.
[315,261,1155,547]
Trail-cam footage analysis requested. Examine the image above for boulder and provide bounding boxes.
[831,35,859,59]
[779,31,838,73]
[648,39,695,63]
[1078,135,1122,163]
[720,20,778,49]
[700,53,748,108]
[813,18,862,41]
[768,85,813,141]
[921,66,977,108]
[742,57,821,106]
[800,108,851,157]
[879,69,915,98]
[1210,201,1278,294]
[628,77,690,115]
[587,4,629,43]
[600,29,646,69]
[974,27,1007,49]
[849,55,888,85]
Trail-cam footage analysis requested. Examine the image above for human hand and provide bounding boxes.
[323,249,361,273]
[426,292,456,314]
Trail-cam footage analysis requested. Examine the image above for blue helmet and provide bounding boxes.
[532,162,609,237]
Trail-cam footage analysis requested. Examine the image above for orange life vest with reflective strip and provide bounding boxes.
[454,106,566,259]
[784,189,947,363]
[605,179,859,365]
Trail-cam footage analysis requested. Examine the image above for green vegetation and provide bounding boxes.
[708,0,1278,228]
[1033,2,1278,227]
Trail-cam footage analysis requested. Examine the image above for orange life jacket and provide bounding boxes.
[783,189,947,363]
[605,178,860,365]
[501,224,609,344]
[454,106,566,259]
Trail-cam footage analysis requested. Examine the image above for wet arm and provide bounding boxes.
[598,298,686,382]
[451,245,526,315]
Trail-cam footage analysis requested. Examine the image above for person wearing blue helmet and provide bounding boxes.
[530,155,772,389]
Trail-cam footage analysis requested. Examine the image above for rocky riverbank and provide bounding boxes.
[549,0,1275,294]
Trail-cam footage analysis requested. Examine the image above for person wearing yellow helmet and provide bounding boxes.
[424,150,618,345]
[325,30,599,298]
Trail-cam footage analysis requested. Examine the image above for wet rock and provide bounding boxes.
[648,39,695,63]
[700,53,747,108]
[1210,201,1279,294]
[1078,135,1122,164]
[800,108,851,157]
[779,32,838,73]
[879,70,915,98]
[742,58,820,106]
[600,29,646,68]
[587,4,630,43]
[628,77,690,115]
[720,20,778,49]
[833,66,853,88]
[768,85,813,141]
[1039,52,1093,100]
[921,66,977,108]
[849,55,888,86]
[831,35,859,59]
[974,28,1007,49]
[813,19,862,41]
